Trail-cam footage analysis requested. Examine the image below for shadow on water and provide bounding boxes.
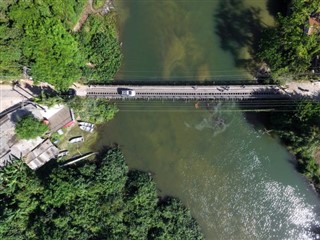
[89,79,262,86]
[241,90,320,181]
[214,0,265,73]
[214,0,289,83]
[266,0,289,17]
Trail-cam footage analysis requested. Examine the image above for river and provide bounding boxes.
[95,0,320,239]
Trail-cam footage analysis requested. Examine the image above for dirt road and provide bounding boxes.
[0,85,30,112]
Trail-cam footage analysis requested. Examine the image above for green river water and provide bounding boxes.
[95,0,320,239]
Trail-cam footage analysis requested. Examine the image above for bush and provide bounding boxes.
[0,1,121,89]
[68,97,118,124]
[79,14,122,82]
[258,0,320,77]
[15,114,49,139]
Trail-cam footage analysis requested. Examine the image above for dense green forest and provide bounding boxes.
[267,100,320,192]
[0,148,203,239]
[0,0,122,90]
[259,0,320,80]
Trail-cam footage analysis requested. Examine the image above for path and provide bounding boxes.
[73,0,114,32]
[80,82,320,100]
[2,80,320,114]
[0,84,31,112]
[84,85,286,100]
[73,0,93,32]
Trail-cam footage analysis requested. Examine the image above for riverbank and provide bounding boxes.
[259,0,320,81]
[0,148,204,239]
[255,0,320,194]
[263,100,320,194]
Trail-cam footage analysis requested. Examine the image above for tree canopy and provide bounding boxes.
[259,0,320,79]
[267,100,320,192]
[0,1,122,89]
[67,96,119,124]
[15,114,49,140]
[79,14,122,82]
[0,149,203,239]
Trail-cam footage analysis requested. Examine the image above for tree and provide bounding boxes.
[68,97,119,124]
[267,100,320,192]
[259,0,320,78]
[15,114,48,140]
[33,91,64,108]
[0,1,121,87]
[0,149,204,239]
[23,17,83,90]
[78,14,122,82]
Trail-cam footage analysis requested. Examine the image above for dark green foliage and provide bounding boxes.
[93,0,105,10]
[267,100,320,191]
[0,1,87,88]
[34,91,64,107]
[23,18,83,90]
[259,0,320,78]
[0,149,203,239]
[79,14,122,82]
[0,1,23,78]
[156,198,204,239]
[0,1,122,88]
[68,96,119,124]
[82,31,122,81]
[15,115,49,140]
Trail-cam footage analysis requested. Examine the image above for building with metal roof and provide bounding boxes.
[25,139,59,170]
[47,106,74,132]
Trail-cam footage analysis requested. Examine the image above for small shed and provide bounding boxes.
[47,107,74,132]
[25,139,59,170]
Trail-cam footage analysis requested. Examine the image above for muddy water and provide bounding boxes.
[115,0,277,82]
[96,0,320,239]
[95,101,320,239]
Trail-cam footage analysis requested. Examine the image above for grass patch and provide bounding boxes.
[93,0,105,9]
[56,124,98,162]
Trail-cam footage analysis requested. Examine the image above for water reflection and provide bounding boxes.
[214,0,265,74]
[95,101,320,239]
[108,0,320,239]
[116,0,251,81]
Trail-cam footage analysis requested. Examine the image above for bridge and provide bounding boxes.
[84,85,291,100]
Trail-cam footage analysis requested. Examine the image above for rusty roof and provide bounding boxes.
[25,139,59,170]
[48,107,73,132]
[308,16,320,35]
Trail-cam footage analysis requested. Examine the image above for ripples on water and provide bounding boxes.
[180,105,320,240]
[100,101,320,239]
[113,0,320,237]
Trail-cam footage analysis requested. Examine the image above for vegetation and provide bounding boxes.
[259,0,320,80]
[33,92,65,107]
[267,100,320,192]
[68,96,118,124]
[79,14,122,82]
[0,1,122,90]
[0,148,203,239]
[93,0,105,9]
[15,114,49,140]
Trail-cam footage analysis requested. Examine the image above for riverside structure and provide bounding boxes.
[84,85,288,100]
[79,83,320,100]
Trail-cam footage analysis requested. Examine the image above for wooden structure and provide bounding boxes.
[25,139,59,170]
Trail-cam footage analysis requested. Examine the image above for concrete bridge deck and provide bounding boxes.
[85,85,288,100]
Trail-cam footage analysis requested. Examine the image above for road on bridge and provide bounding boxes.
[85,85,288,100]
